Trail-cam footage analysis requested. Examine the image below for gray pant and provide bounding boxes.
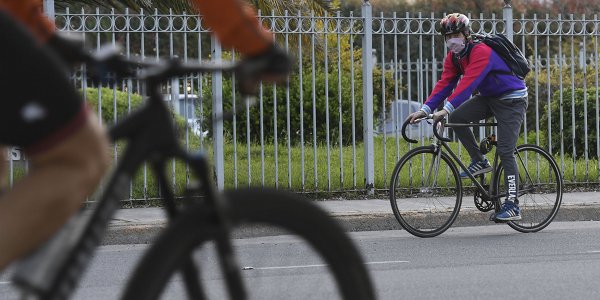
[448,94,528,201]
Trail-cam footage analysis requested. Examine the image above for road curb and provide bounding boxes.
[337,204,600,231]
[102,204,600,245]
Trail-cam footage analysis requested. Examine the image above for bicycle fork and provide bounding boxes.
[186,153,248,300]
[422,145,443,194]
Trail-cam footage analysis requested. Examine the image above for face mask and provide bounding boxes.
[446,37,465,54]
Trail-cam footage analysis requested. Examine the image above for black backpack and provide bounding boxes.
[452,33,531,80]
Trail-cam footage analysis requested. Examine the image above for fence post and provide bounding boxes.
[171,76,180,119]
[362,1,375,194]
[211,36,224,190]
[503,0,514,41]
[43,0,55,19]
[579,41,585,69]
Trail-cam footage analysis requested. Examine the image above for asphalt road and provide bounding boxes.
[2,221,600,299]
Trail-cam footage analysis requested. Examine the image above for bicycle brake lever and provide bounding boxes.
[432,119,452,142]
[86,45,142,84]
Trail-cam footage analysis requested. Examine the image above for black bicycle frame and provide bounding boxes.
[438,140,504,201]
[12,60,245,300]
[403,118,508,202]
[441,121,508,201]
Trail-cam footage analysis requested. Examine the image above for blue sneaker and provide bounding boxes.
[460,159,492,178]
[494,200,521,221]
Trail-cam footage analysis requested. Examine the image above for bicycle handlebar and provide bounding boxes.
[82,45,238,85]
[401,119,419,144]
[83,45,254,124]
[399,112,503,144]
[401,114,453,143]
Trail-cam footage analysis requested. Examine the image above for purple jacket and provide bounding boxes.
[422,42,527,114]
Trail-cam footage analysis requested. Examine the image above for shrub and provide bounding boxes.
[82,87,143,124]
[81,87,202,201]
[82,87,189,138]
[540,87,600,158]
[524,64,598,140]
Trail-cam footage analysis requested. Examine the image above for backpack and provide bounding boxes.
[451,33,531,80]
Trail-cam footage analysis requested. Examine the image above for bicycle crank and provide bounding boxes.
[474,189,494,212]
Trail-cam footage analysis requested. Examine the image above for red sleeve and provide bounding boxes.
[446,44,493,109]
[423,53,461,112]
[0,0,55,41]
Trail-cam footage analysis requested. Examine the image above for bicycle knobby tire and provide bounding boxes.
[121,188,375,300]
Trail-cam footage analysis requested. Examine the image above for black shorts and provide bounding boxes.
[0,10,86,155]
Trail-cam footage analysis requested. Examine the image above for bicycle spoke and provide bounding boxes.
[517,151,537,188]
[390,147,461,237]
[495,145,562,233]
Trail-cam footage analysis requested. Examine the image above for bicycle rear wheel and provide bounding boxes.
[121,188,375,300]
[389,146,462,238]
[493,144,563,233]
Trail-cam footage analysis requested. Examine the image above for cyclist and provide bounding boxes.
[0,0,290,271]
[406,13,528,221]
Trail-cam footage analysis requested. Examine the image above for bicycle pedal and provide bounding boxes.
[489,214,508,223]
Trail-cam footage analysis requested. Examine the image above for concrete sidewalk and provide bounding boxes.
[103,192,600,245]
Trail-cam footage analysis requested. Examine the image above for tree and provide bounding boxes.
[549,0,600,16]
[56,0,335,15]
[55,0,336,54]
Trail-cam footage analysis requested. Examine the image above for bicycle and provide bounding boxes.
[8,49,376,299]
[389,115,563,238]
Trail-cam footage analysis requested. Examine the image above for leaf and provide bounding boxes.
[57,0,334,15]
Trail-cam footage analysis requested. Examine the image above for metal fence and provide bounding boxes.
[8,2,600,202]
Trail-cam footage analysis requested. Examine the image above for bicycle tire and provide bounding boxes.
[493,144,563,233]
[389,146,462,238]
[121,188,376,300]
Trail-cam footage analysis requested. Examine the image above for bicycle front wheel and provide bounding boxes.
[121,188,375,300]
[493,144,563,233]
[389,146,462,238]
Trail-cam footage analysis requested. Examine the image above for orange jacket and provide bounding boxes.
[0,0,272,56]
[0,0,54,41]
[191,0,272,56]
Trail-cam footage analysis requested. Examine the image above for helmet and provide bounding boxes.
[440,13,470,36]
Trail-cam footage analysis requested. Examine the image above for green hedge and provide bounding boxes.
[198,55,395,146]
[82,87,189,138]
[80,87,202,202]
[540,87,599,159]
[82,87,143,123]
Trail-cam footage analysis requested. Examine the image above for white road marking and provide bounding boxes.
[244,260,409,271]
[365,260,410,265]
[246,264,327,270]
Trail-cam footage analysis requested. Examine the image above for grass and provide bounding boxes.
[5,135,599,203]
